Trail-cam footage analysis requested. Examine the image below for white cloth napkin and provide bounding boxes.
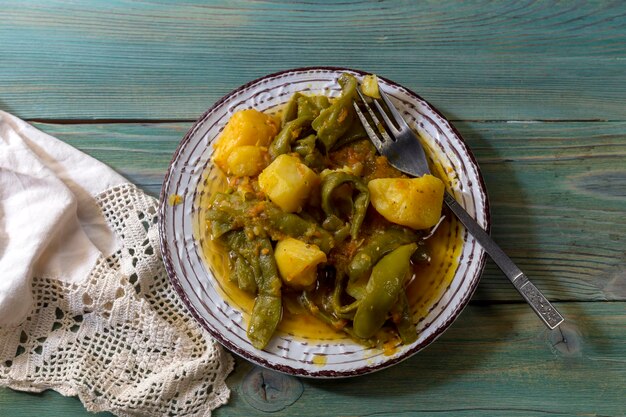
[0,111,232,417]
[0,110,126,326]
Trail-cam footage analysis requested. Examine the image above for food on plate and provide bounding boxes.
[212,109,279,173]
[258,154,319,213]
[361,74,381,99]
[205,73,445,349]
[368,176,444,230]
[275,238,327,288]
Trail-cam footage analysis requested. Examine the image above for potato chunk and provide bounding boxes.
[225,145,269,177]
[361,74,381,99]
[213,109,279,172]
[275,238,326,288]
[258,154,319,213]
[368,175,445,229]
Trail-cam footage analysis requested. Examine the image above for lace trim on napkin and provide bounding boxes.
[0,184,233,417]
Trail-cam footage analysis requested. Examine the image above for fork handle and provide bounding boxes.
[443,192,564,329]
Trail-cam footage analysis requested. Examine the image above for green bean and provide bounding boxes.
[332,223,351,243]
[222,228,282,348]
[348,228,419,282]
[224,230,259,293]
[205,208,241,238]
[207,185,261,231]
[247,237,282,349]
[256,238,280,293]
[352,243,417,339]
[266,208,335,253]
[345,272,368,300]
[248,294,282,349]
[282,93,329,127]
[312,73,358,151]
[233,255,257,293]
[208,219,235,239]
[208,192,335,253]
[293,134,326,170]
[297,95,322,119]
[208,192,248,215]
[281,93,301,126]
[300,291,375,347]
[293,133,316,158]
[296,95,331,119]
[210,205,285,348]
[330,118,367,151]
[320,171,369,240]
[269,115,313,159]
[311,95,330,111]
[223,227,248,250]
[321,214,343,231]
[300,291,344,331]
[392,292,417,344]
[250,200,334,253]
[330,271,359,319]
[321,214,351,244]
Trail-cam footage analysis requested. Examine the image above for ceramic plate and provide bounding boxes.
[159,67,490,378]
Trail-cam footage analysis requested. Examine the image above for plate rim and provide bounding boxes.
[158,66,491,378]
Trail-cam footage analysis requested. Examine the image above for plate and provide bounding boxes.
[159,67,490,378]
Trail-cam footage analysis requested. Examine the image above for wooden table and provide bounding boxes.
[1,1,625,416]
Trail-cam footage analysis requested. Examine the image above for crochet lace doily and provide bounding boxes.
[0,184,234,417]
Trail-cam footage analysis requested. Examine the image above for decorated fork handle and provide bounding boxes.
[443,192,565,329]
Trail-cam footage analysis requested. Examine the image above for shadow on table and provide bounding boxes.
[452,119,594,354]
[455,119,596,353]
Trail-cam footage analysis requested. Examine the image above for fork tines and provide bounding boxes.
[353,85,412,155]
[353,90,393,154]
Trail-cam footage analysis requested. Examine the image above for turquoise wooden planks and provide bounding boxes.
[1,302,625,416]
[458,121,626,302]
[0,1,624,120]
[0,389,114,417]
[1,1,624,416]
[30,122,186,189]
[29,121,626,302]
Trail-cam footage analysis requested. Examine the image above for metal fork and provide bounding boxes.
[353,86,564,330]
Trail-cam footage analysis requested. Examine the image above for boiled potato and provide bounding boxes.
[368,175,444,229]
[361,74,381,99]
[213,109,279,172]
[258,154,319,213]
[275,238,326,288]
[225,145,269,177]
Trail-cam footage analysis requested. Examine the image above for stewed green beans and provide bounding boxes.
[269,115,314,159]
[353,243,418,339]
[205,73,441,349]
[225,230,259,293]
[247,237,282,349]
[320,171,370,240]
[312,73,358,151]
[348,227,419,281]
[208,192,335,253]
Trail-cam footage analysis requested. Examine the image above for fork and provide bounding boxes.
[353,86,564,330]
